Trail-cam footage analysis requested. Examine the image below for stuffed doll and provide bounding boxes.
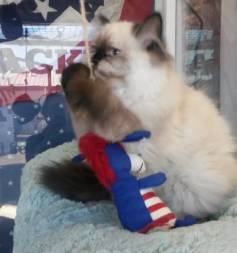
[78,130,179,233]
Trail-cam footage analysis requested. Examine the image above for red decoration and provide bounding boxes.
[79,133,116,189]
[120,0,153,22]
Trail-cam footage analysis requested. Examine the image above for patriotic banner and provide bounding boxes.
[0,1,153,251]
[0,0,153,162]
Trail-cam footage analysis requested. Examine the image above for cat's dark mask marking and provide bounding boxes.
[133,12,170,62]
[91,35,122,68]
[91,38,109,66]
[91,36,127,80]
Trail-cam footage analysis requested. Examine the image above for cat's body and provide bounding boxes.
[40,13,237,219]
[122,71,237,218]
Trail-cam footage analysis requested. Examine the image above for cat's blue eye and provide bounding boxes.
[110,47,121,56]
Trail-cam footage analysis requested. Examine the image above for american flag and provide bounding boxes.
[0,1,153,251]
[0,0,153,106]
[0,0,153,156]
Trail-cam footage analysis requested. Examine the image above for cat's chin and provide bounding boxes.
[94,63,126,81]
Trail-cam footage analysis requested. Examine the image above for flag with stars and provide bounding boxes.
[0,1,153,251]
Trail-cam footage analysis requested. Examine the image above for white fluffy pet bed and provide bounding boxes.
[13,141,237,253]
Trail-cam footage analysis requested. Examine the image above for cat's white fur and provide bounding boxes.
[92,21,237,218]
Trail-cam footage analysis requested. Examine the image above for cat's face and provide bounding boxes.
[90,14,180,133]
[91,13,171,81]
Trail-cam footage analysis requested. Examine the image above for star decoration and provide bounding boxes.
[33,0,57,21]
[59,129,64,134]
[8,181,14,186]
[85,0,104,21]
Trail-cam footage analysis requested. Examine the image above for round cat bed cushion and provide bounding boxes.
[13,141,237,253]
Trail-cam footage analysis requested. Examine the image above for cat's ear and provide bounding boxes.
[134,13,164,50]
[91,14,110,36]
[93,14,110,27]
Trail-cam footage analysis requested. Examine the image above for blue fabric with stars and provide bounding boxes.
[0,92,75,253]
[0,0,105,41]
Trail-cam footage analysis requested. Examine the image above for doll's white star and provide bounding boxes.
[33,0,57,21]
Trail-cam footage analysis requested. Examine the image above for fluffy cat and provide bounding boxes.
[41,13,237,219]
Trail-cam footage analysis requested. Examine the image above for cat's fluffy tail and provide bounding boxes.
[39,161,111,202]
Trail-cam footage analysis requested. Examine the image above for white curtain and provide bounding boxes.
[221,0,237,138]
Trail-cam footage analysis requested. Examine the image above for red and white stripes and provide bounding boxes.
[139,188,176,232]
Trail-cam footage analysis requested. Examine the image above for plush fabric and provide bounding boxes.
[14,141,237,253]
[79,132,176,232]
